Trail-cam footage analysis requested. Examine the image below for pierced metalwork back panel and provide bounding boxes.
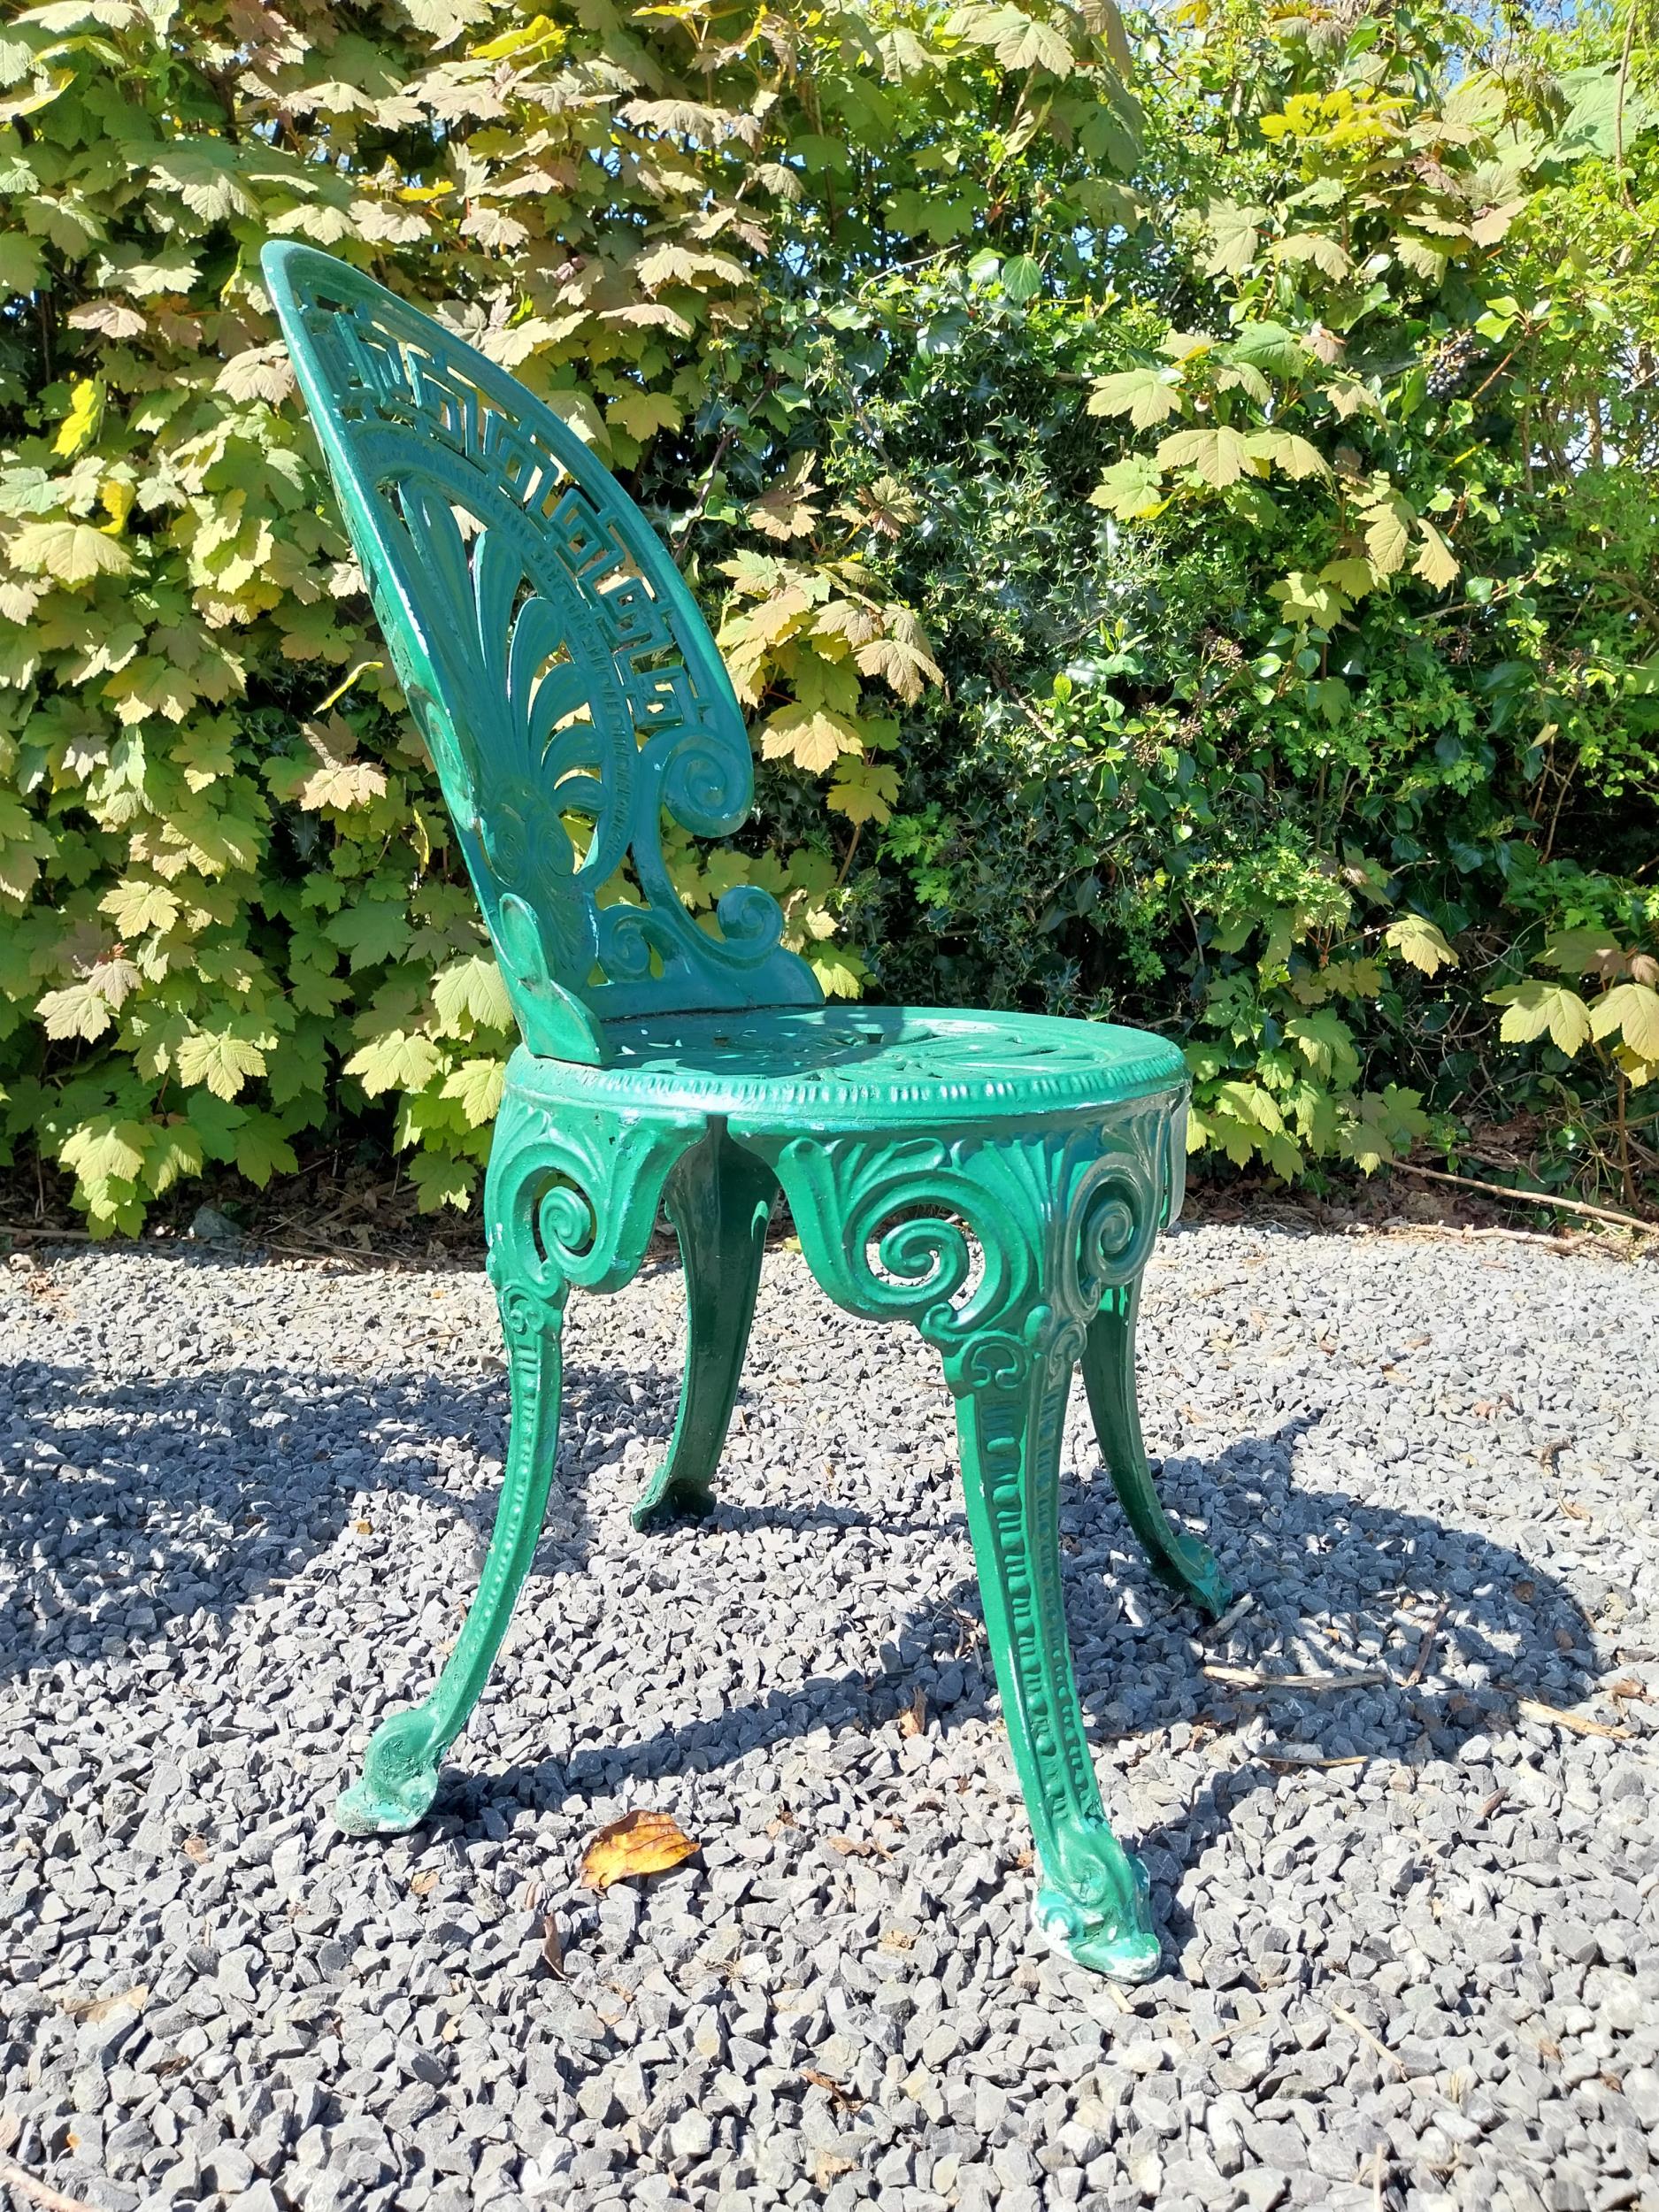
[264,242,820,1063]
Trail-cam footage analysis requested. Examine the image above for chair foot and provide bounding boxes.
[629,1463,716,1529]
[1034,1850,1162,1982]
[335,1708,443,1835]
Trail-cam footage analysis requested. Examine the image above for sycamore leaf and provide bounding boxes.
[298,759,389,811]
[99,879,180,936]
[176,1026,269,1101]
[345,1030,442,1096]
[410,1150,476,1211]
[1202,199,1263,277]
[1589,982,1659,1060]
[1087,367,1182,428]
[1540,928,1629,979]
[54,378,103,458]
[760,705,865,774]
[606,388,681,442]
[1362,491,1415,577]
[827,763,901,825]
[1156,426,1261,488]
[1088,454,1165,520]
[1487,979,1594,1056]
[1275,231,1351,280]
[853,634,942,703]
[1412,519,1459,589]
[580,1809,700,1892]
[36,981,114,1041]
[234,1118,298,1188]
[215,346,296,405]
[432,954,512,1033]
[61,1117,151,1188]
[1269,572,1346,626]
[326,899,412,971]
[442,1055,507,1125]
[1248,430,1330,480]
[1386,914,1459,976]
[10,521,134,586]
[1319,557,1376,598]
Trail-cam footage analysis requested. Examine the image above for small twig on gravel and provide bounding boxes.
[1403,1601,1450,1687]
[0,1225,97,1242]
[1393,1160,1658,1239]
[1330,2005,1405,2077]
[1260,1748,1371,1770]
[1517,1698,1630,1741]
[1199,1592,1255,1642]
[0,2120,105,2212]
[1203,1664,1390,1692]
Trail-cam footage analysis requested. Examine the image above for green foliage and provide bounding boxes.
[2,0,1655,1225]
[0,0,1135,1226]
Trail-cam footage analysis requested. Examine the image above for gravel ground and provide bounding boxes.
[2,1222,1656,2212]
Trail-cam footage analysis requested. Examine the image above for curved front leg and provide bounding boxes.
[741,1104,1182,1980]
[633,1128,776,1528]
[337,1271,566,1834]
[956,1326,1163,1981]
[1082,1280,1230,1621]
[337,1080,704,1837]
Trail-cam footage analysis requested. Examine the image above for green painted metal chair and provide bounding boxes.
[265,242,1233,1982]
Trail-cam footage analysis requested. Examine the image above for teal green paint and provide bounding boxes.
[268,244,1231,1983]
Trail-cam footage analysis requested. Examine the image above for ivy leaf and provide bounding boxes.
[1087,367,1182,428]
[1386,914,1459,976]
[1487,979,1594,1056]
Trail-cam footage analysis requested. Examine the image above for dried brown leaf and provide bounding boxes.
[802,2069,864,2114]
[579,1809,701,1892]
[898,1686,926,1739]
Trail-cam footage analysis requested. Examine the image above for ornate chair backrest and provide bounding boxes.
[264,242,820,1064]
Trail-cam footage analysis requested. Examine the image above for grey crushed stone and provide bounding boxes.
[1,1221,1656,2212]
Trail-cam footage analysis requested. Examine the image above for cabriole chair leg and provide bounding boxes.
[633,1128,776,1529]
[1081,1280,1232,1622]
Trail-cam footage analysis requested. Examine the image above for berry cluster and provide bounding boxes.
[1425,330,1484,399]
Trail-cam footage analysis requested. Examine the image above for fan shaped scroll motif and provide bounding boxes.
[263,242,820,1064]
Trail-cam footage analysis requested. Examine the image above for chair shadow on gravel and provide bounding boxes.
[471,1413,1605,1870]
[2,1353,1606,1897]
[0,1348,688,1683]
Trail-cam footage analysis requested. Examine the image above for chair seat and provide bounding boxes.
[504,1004,1187,1130]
